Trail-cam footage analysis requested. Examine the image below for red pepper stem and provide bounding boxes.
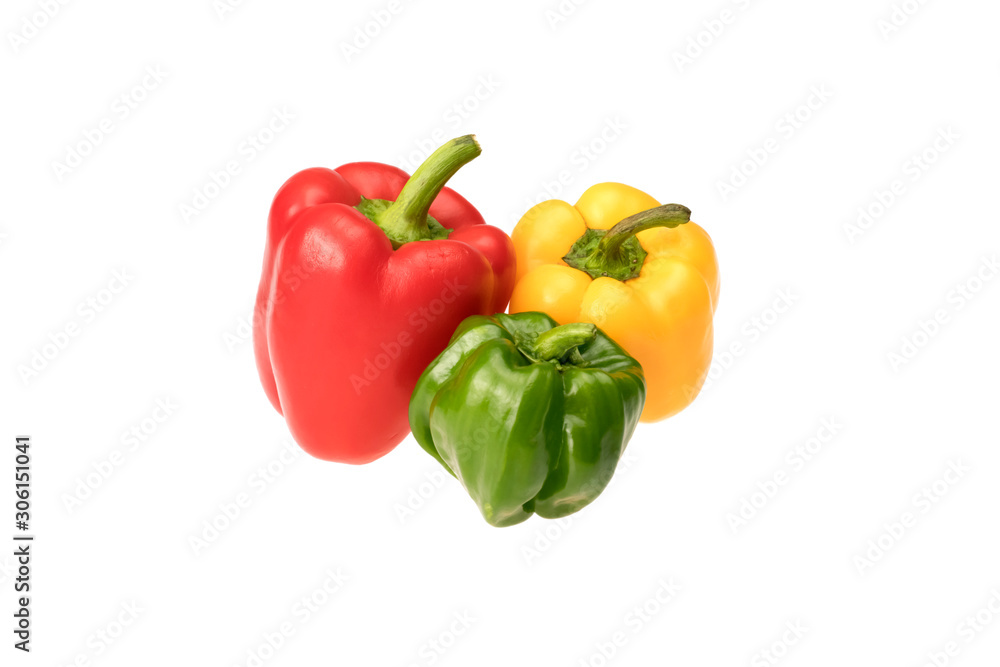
[379,135,482,244]
[533,323,598,362]
[596,204,692,262]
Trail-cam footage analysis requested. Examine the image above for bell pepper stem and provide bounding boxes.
[596,204,691,263]
[533,323,598,362]
[379,135,482,244]
[562,204,692,281]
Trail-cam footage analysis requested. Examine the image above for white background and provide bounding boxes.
[3,0,1000,665]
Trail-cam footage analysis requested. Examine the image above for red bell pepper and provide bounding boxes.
[253,136,515,464]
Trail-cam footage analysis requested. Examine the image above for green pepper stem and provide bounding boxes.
[595,204,691,263]
[378,135,481,244]
[533,323,598,362]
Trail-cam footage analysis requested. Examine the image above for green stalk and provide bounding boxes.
[562,204,691,281]
[532,323,598,362]
[373,135,481,247]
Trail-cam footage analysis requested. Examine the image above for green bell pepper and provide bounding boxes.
[408,312,646,527]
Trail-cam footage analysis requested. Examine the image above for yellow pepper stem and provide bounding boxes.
[598,204,691,259]
[563,204,692,281]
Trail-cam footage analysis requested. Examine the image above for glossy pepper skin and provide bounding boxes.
[509,183,719,422]
[254,136,515,464]
[409,312,645,527]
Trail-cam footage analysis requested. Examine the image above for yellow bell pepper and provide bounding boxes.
[509,183,719,422]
